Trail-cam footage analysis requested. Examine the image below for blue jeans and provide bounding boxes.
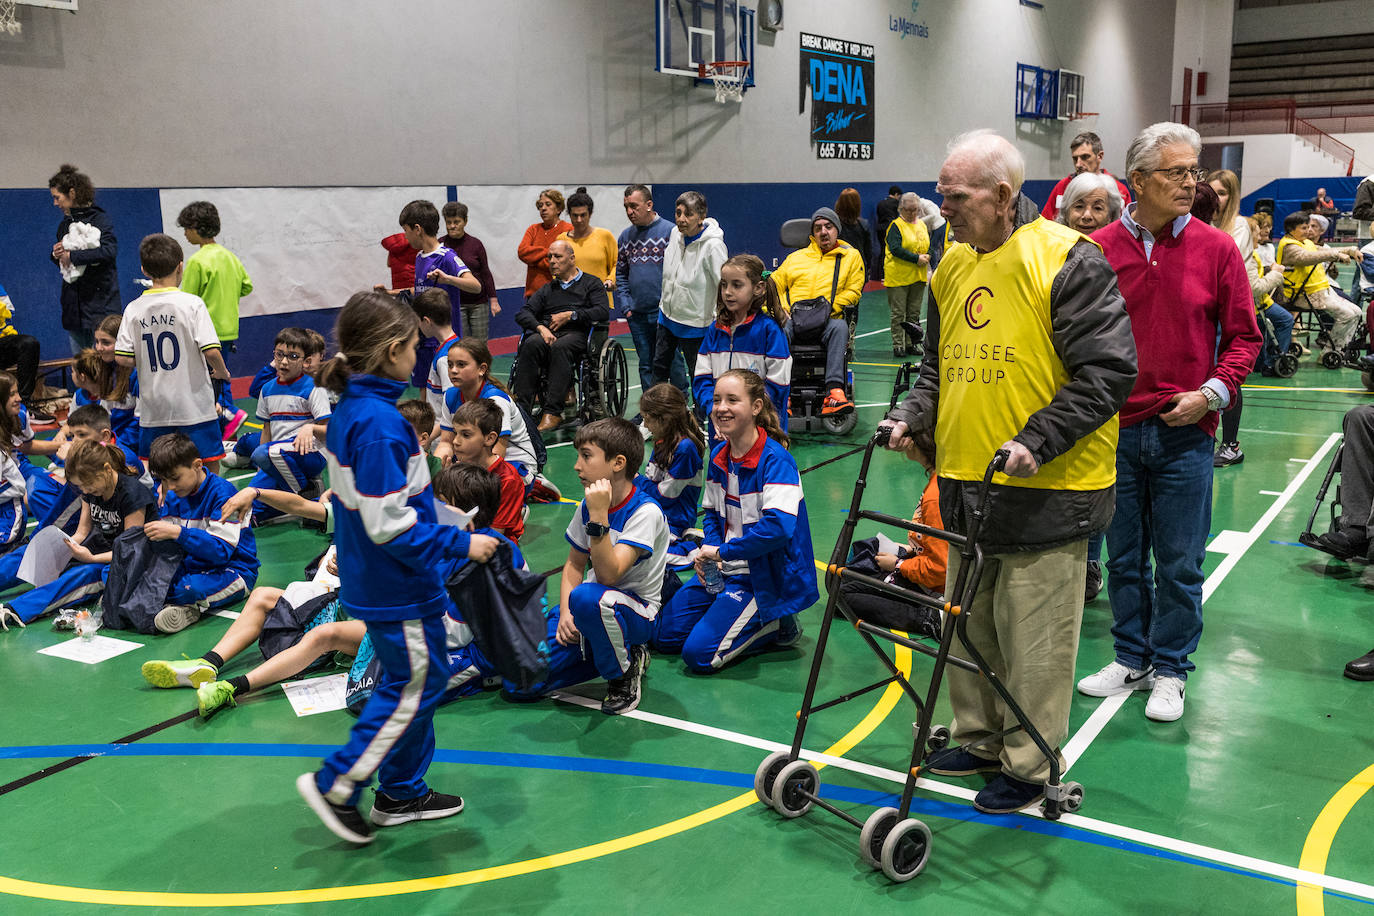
[1104,419,1214,680]
[626,311,685,394]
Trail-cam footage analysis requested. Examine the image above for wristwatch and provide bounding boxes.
[1199,387,1222,412]
[585,521,610,539]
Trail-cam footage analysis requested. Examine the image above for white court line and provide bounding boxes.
[1241,428,1333,438]
[211,610,240,620]
[1259,489,1284,497]
[1062,432,1342,770]
[549,691,1374,900]
[854,328,892,340]
[1289,458,1309,463]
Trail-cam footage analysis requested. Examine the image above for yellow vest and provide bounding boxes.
[1277,236,1330,297]
[931,219,1118,491]
[883,218,929,287]
[1253,252,1273,309]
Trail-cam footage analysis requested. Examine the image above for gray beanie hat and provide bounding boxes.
[811,207,841,231]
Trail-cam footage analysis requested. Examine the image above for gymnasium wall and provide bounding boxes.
[0,0,1173,371]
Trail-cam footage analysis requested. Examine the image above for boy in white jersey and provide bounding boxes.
[248,326,332,519]
[114,234,231,469]
[410,287,459,418]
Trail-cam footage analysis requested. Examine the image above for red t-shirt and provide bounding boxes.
[488,455,526,543]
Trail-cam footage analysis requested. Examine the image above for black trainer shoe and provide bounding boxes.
[369,789,465,826]
[601,645,648,715]
[23,402,56,425]
[1344,649,1374,681]
[1213,441,1244,468]
[926,746,1001,776]
[1084,560,1103,602]
[973,773,1045,814]
[296,773,375,844]
[1314,529,1368,561]
[774,614,803,648]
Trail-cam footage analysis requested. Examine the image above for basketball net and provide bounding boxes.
[702,61,747,104]
[0,0,20,36]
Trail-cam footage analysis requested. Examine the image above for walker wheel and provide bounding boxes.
[753,751,791,806]
[880,817,933,882]
[771,760,819,818]
[1363,370,1374,392]
[1062,780,1085,814]
[1322,349,1344,369]
[926,725,951,752]
[860,806,901,868]
[1275,353,1299,378]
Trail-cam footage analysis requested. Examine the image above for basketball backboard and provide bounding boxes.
[656,0,754,88]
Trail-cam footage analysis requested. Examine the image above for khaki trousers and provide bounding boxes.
[945,539,1087,783]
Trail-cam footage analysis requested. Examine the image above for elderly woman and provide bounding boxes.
[1055,172,1124,235]
[882,192,930,357]
[517,188,572,299]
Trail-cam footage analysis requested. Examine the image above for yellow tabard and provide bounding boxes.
[1277,236,1331,297]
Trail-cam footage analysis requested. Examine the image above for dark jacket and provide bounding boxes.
[838,217,873,279]
[515,270,611,338]
[53,204,122,332]
[886,194,1138,553]
[1354,178,1374,222]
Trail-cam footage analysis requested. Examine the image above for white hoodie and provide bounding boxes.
[659,217,727,330]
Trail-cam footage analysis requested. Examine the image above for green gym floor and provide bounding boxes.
[2,290,1372,914]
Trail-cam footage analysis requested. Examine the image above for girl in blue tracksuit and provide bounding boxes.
[296,291,500,847]
[692,254,792,423]
[437,338,540,488]
[634,382,704,569]
[652,368,818,673]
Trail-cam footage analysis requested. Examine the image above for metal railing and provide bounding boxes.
[1171,100,1357,175]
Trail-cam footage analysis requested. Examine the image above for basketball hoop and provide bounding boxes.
[699,60,748,104]
[0,0,21,36]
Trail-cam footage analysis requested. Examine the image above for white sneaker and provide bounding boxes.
[220,448,251,469]
[154,603,205,634]
[1145,676,1186,722]
[1076,660,1155,697]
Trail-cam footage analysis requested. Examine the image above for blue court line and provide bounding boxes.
[0,741,1368,903]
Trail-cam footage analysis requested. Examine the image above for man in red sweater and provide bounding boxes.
[1041,131,1132,222]
[1079,123,1261,723]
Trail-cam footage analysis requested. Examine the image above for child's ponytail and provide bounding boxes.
[321,291,418,394]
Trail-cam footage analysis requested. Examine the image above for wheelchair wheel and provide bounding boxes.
[1321,349,1344,369]
[1289,341,1305,356]
[597,340,628,418]
[821,411,858,436]
[1275,353,1299,378]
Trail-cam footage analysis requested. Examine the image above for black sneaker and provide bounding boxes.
[369,789,465,826]
[973,773,1045,814]
[601,645,648,715]
[1213,441,1244,468]
[774,614,803,648]
[23,402,56,425]
[1084,560,1103,602]
[296,773,375,844]
[926,746,1002,776]
[1314,529,1368,561]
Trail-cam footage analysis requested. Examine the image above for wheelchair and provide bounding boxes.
[1284,263,1369,371]
[507,320,630,430]
[777,217,860,436]
[1257,306,1298,378]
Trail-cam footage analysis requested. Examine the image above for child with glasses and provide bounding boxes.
[247,327,331,520]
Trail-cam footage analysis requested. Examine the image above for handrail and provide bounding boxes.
[1170,100,1358,175]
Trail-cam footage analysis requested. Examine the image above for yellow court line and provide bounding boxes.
[852,360,904,369]
[0,619,912,907]
[1295,762,1374,915]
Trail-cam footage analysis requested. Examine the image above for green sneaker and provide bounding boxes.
[142,657,217,689]
[196,680,238,719]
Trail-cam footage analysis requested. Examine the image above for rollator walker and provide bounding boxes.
[752,429,1084,882]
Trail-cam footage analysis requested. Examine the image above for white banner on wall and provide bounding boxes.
[158,187,447,317]
[158,185,638,314]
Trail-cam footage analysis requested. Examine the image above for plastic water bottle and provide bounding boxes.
[701,559,725,594]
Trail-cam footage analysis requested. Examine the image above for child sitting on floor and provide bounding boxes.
[0,439,157,630]
[144,432,259,633]
[397,398,442,479]
[634,383,704,568]
[91,314,142,447]
[436,338,543,495]
[448,399,525,543]
[504,418,668,714]
[652,369,817,673]
[248,327,332,515]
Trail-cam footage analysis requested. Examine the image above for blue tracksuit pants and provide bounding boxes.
[651,574,785,672]
[8,562,107,623]
[315,613,449,806]
[505,583,654,696]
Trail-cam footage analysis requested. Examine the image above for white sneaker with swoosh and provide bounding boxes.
[1077,661,1155,697]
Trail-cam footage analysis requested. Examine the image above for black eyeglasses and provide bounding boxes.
[273,350,304,362]
[1149,166,1207,184]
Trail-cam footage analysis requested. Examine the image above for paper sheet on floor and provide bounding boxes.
[280,673,348,717]
[37,634,143,664]
[18,526,74,586]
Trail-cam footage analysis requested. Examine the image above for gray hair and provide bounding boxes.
[898,192,921,208]
[1124,122,1202,180]
[1056,173,1123,225]
[675,190,708,217]
[946,129,1025,195]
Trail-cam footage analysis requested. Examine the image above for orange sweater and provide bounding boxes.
[897,475,948,591]
[517,220,573,296]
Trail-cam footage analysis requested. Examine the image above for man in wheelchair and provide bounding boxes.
[771,207,865,416]
[513,239,611,432]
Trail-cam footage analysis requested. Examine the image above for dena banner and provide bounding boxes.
[799,32,875,161]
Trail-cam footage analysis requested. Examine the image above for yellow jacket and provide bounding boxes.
[772,237,866,319]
